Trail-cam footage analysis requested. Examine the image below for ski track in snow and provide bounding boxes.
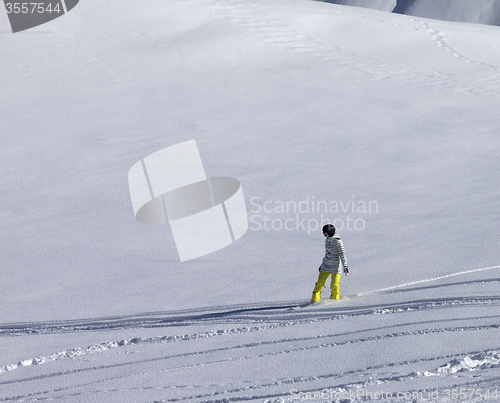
[209,0,500,96]
[1,286,499,400]
[3,348,500,403]
[2,332,500,402]
[2,265,499,338]
[1,294,500,337]
[360,264,500,296]
[1,267,499,401]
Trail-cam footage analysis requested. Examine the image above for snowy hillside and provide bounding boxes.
[320,0,396,12]
[321,0,500,25]
[1,0,500,401]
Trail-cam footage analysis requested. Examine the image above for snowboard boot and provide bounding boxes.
[311,292,321,303]
[312,271,330,302]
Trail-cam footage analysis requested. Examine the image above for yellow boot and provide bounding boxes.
[311,291,321,303]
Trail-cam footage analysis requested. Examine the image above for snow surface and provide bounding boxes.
[1,0,500,401]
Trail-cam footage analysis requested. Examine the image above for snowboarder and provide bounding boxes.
[311,224,349,302]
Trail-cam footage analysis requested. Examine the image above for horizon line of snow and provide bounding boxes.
[359,264,500,296]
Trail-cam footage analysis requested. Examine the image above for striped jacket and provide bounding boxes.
[319,234,348,274]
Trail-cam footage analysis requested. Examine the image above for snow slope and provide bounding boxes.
[404,0,500,26]
[319,0,397,12]
[321,0,500,26]
[1,0,500,401]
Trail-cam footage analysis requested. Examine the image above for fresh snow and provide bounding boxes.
[1,0,500,401]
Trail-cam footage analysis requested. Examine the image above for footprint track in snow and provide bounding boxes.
[412,17,500,73]
[209,0,500,96]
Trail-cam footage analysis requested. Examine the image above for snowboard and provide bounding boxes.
[288,294,358,310]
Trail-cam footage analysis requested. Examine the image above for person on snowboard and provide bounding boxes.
[311,224,349,302]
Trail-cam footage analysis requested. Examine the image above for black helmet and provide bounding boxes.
[322,224,336,237]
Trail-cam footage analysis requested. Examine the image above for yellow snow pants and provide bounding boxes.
[311,272,341,302]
